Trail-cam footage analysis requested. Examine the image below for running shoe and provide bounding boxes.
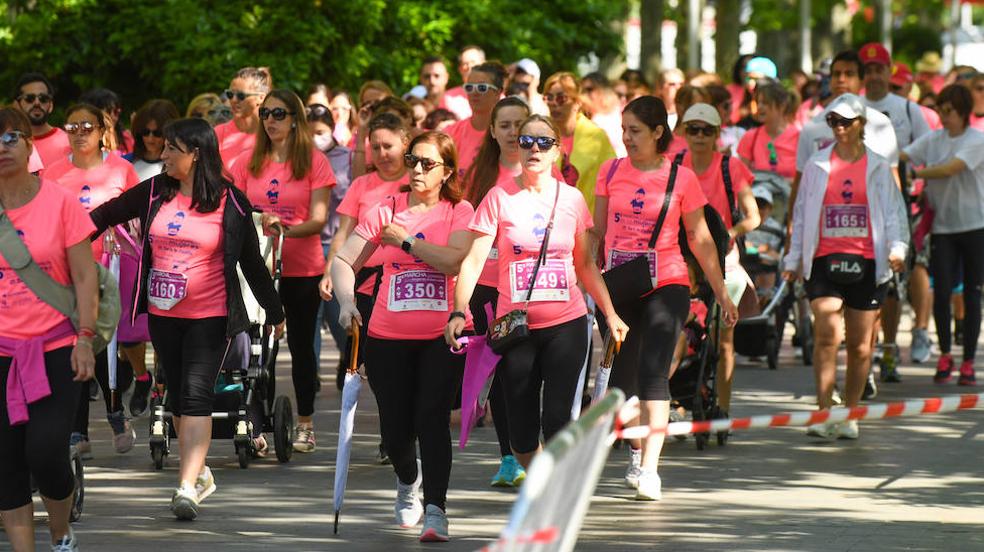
[634,470,662,501]
[419,504,450,542]
[196,466,216,502]
[395,459,423,527]
[624,448,643,489]
[830,385,843,406]
[837,420,860,440]
[292,426,316,453]
[170,484,200,520]
[70,432,92,460]
[107,411,136,454]
[129,372,154,417]
[911,329,932,364]
[958,360,976,386]
[862,373,878,400]
[806,422,837,439]
[879,345,902,383]
[88,380,101,402]
[490,455,525,488]
[377,442,391,465]
[934,354,955,384]
[50,528,78,551]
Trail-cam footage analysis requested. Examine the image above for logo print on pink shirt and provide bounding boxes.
[631,188,646,215]
[532,213,547,242]
[79,185,92,210]
[167,211,186,236]
[266,179,280,204]
[841,179,854,203]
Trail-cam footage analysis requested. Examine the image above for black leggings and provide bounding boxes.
[470,284,511,457]
[148,315,228,417]
[364,336,464,510]
[609,285,690,400]
[0,347,80,510]
[930,229,984,359]
[498,315,588,454]
[280,276,322,418]
[73,349,134,435]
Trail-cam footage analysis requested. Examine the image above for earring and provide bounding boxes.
[291,123,296,129]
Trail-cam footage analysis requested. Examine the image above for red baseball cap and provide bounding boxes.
[859,43,892,66]
[890,62,913,86]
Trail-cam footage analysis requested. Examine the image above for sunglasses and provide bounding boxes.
[464,83,499,94]
[259,107,294,121]
[825,114,858,128]
[518,135,559,150]
[404,153,444,172]
[223,89,262,102]
[543,93,569,104]
[138,128,163,138]
[0,131,27,148]
[685,124,716,137]
[18,93,52,104]
[305,104,330,117]
[64,121,97,135]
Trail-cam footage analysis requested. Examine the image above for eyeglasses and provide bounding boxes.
[64,121,97,135]
[825,114,858,129]
[543,93,569,104]
[464,83,500,94]
[259,107,294,121]
[223,89,262,102]
[518,135,559,150]
[305,104,330,117]
[138,128,163,138]
[0,131,27,148]
[403,153,444,172]
[17,93,52,105]
[684,124,716,137]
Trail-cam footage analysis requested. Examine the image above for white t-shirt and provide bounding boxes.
[796,102,899,172]
[904,128,984,234]
[132,158,164,182]
[864,93,931,149]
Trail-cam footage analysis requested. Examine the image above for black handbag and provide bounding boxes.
[824,252,867,284]
[602,161,679,307]
[488,182,561,355]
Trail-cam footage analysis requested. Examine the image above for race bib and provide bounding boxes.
[510,259,570,303]
[608,249,658,287]
[147,269,188,310]
[387,270,448,312]
[823,204,869,238]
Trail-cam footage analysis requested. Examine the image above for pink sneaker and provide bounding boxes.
[934,354,954,384]
[958,360,976,386]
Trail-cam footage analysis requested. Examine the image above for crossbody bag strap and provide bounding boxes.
[721,154,742,225]
[522,181,562,306]
[0,203,76,319]
[647,162,679,249]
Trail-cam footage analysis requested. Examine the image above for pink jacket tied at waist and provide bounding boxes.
[1,320,76,426]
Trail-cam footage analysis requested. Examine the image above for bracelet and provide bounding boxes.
[78,328,97,339]
[75,337,93,348]
[448,311,466,322]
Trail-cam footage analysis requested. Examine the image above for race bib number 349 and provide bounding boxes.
[509,259,570,303]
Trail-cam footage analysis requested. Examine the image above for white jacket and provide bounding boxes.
[783,146,908,285]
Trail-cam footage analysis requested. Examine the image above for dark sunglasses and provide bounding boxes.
[18,93,52,104]
[464,83,500,94]
[64,121,97,135]
[685,124,716,137]
[825,114,858,128]
[259,107,294,121]
[305,104,330,117]
[543,92,569,104]
[138,128,163,138]
[518,135,559,150]
[0,131,27,148]
[223,89,262,102]
[403,153,444,172]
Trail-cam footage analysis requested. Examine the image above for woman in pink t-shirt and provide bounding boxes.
[448,115,629,471]
[0,107,98,552]
[737,83,801,180]
[460,96,530,487]
[215,67,271,170]
[331,132,474,542]
[594,96,738,501]
[231,89,334,454]
[783,95,906,440]
[350,81,396,178]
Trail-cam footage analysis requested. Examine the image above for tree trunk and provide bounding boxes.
[640,0,664,80]
[715,0,740,79]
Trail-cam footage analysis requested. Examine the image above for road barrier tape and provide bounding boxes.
[615,391,984,440]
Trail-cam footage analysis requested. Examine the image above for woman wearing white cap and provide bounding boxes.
[674,103,760,421]
[783,94,907,440]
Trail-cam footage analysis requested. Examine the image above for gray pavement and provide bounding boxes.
[5,318,984,551]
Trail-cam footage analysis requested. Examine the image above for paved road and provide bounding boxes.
[6,317,984,551]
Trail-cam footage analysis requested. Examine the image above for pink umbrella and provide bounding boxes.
[452,334,502,449]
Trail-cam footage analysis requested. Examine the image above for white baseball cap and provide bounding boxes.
[681,103,722,127]
[515,58,541,81]
[828,93,866,120]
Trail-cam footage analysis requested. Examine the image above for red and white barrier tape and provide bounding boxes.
[615,391,984,440]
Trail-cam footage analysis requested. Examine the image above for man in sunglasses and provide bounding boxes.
[12,72,71,168]
[443,45,486,120]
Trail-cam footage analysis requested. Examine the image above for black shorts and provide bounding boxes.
[805,257,887,311]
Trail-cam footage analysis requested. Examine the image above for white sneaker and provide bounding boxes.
[911,329,932,364]
[51,528,79,551]
[170,484,200,520]
[196,466,216,502]
[624,448,643,489]
[419,504,450,542]
[837,420,859,440]
[634,470,662,501]
[395,459,423,527]
[806,422,837,439]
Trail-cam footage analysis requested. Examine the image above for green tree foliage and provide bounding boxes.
[0,0,626,115]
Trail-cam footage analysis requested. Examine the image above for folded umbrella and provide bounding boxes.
[332,320,362,534]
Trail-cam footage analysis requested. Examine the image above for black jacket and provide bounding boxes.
[90,176,285,337]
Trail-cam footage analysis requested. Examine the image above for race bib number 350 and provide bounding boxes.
[509,259,570,303]
[147,269,188,311]
[387,270,448,312]
[823,204,869,238]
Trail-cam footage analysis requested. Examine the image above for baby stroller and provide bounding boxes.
[148,223,294,470]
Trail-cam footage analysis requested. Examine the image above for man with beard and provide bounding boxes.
[13,72,71,167]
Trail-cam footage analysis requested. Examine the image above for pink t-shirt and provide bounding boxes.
[477,169,521,287]
[32,128,71,168]
[444,118,486,180]
[596,159,707,289]
[355,195,475,340]
[215,120,256,171]
[28,148,43,174]
[736,124,800,179]
[971,113,984,132]
[147,193,228,319]
[45,154,140,260]
[815,152,874,260]
[665,134,688,159]
[469,180,592,329]
[677,151,753,228]
[0,181,95,351]
[920,105,942,131]
[231,150,336,277]
[337,171,409,295]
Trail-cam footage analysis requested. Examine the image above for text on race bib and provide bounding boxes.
[147,269,188,311]
[387,270,448,312]
[509,259,570,303]
[823,204,869,238]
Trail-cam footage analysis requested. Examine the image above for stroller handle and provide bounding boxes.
[760,279,790,318]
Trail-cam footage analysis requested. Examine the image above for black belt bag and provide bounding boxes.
[824,253,867,284]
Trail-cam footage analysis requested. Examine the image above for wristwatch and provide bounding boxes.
[448,311,466,322]
[401,235,417,253]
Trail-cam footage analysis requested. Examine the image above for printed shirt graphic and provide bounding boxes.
[0,181,95,351]
[215,120,257,171]
[814,151,874,259]
[354,194,475,340]
[595,159,707,289]
[231,149,336,277]
[469,181,592,329]
[147,193,228,319]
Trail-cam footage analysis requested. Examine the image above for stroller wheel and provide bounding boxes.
[273,395,294,463]
[151,444,166,471]
[69,447,84,522]
[237,442,251,469]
